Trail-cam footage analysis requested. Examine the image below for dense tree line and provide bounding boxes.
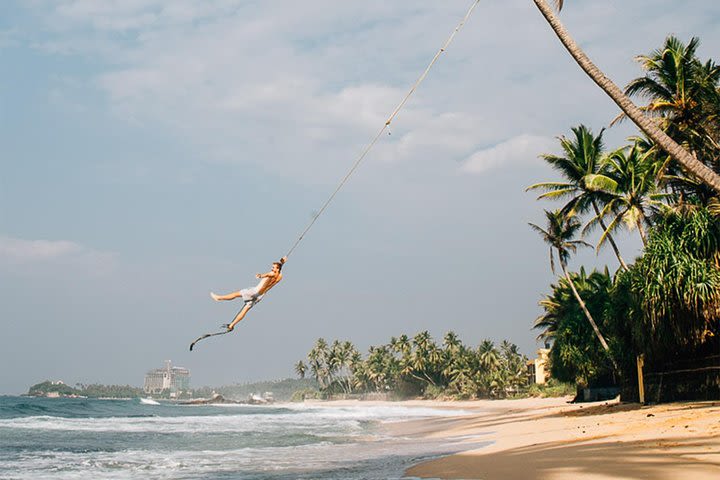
[295,333,529,399]
[27,381,144,398]
[529,35,720,400]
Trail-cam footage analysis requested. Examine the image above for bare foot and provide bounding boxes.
[210,292,220,301]
[222,323,234,332]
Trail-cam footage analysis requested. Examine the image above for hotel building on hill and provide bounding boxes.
[144,360,190,396]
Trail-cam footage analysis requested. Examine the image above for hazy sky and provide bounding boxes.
[2,0,719,394]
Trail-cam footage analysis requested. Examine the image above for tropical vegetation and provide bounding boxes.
[533,1,720,193]
[27,381,144,398]
[528,34,720,401]
[295,333,530,399]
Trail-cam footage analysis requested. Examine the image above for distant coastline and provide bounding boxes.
[24,377,317,402]
[26,380,144,399]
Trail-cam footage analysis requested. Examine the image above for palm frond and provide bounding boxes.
[625,76,673,102]
[525,181,573,192]
[708,197,720,217]
[609,111,627,127]
[596,212,624,251]
[584,174,618,193]
[528,222,548,238]
[536,188,578,201]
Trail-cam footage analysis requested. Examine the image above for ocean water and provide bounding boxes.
[0,396,488,479]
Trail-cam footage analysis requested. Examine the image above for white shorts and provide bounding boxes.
[239,286,262,303]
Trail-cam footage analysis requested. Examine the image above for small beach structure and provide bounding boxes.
[527,347,551,385]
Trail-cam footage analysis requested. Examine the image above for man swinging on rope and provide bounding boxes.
[210,257,286,331]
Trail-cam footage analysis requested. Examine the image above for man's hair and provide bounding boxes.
[273,261,284,271]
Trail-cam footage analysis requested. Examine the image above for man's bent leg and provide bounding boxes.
[226,302,253,331]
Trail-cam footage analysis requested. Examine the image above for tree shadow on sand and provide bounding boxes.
[550,400,720,418]
[406,435,720,480]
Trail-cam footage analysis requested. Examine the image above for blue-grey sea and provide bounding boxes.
[0,396,488,479]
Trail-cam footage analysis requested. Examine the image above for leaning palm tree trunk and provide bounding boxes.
[532,0,720,194]
[560,260,619,371]
[592,201,629,271]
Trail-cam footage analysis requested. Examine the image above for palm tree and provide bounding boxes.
[477,339,500,371]
[443,331,462,354]
[365,345,394,392]
[472,341,504,397]
[622,36,720,203]
[411,331,441,387]
[340,341,359,394]
[500,340,524,368]
[534,289,563,341]
[390,335,412,358]
[349,349,363,378]
[308,338,331,390]
[593,143,669,247]
[294,360,307,379]
[532,1,720,193]
[330,340,350,394]
[390,334,424,386]
[544,268,616,385]
[312,338,329,361]
[624,36,720,164]
[350,357,372,393]
[499,341,527,392]
[529,209,617,368]
[535,267,613,342]
[441,331,464,387]
[527,125,629,270]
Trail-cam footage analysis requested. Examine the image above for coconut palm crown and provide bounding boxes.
[527,125,629,269]
[529,209,591,274]
[532,0,720,193]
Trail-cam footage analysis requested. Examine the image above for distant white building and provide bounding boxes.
[527,348,551,385]
[144,360,190,395]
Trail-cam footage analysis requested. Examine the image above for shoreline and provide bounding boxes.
[4,395,718,478]
[303,396,720,479]
[378,396,720,480]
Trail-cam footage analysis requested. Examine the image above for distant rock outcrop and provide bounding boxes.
[181,393,240,405]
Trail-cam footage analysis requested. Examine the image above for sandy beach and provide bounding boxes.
[360,396,720,480]
[319,397,720,479]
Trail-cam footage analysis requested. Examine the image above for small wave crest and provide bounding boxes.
[0,402,51,418]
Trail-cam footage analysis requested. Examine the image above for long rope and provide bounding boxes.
[285,0,482,259]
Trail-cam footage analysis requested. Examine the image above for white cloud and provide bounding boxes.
[0,236,83,261]
[0,235,117,273]
[18,0,720,181]
[23,1,503,181]
[460,134,556,175]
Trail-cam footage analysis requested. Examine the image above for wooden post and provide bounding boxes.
[636,354,645,405]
